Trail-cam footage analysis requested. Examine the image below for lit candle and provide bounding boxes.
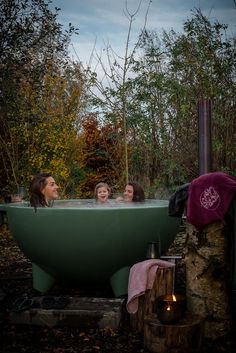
[157,293,186,324]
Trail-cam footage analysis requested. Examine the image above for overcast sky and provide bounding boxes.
[49,0,236,67]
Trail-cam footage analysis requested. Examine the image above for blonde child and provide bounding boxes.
[94,182,111,203]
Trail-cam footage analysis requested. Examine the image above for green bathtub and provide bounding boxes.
[0,200,180,296]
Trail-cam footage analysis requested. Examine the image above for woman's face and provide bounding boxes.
[123,184,134,202]
[42,177,59,203]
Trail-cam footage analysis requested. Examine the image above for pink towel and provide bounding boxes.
[126,259,175,314]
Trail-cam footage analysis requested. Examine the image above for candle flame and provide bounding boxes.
[167,305,171,311]
[172,294,177,301]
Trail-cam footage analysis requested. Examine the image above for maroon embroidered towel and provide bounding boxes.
[187,172,236,230]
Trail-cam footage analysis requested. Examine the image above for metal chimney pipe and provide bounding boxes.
[198,99,212,175]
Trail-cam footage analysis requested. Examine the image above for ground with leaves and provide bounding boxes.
[0,227,236,353]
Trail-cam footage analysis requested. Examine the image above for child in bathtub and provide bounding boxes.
[94,182,111,203]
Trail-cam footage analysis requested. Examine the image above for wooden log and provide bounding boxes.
[183,221,231,338]
[130,267,174,333]
[144,313,204,353]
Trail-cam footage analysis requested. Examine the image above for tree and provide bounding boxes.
[86,0,152,186]
[128,10,236,188]
[75,113,123,197]
[13,63,84,194]
[162,9,236,177]
[88,8,236,193]
[0,0,79,193]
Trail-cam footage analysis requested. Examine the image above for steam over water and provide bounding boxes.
[53,199,168,209]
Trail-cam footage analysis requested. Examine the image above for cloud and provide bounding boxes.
[51,0,236,67]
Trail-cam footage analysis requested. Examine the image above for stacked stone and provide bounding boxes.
[183,221,231,338]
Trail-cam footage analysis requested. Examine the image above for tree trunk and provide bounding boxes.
[130,267,174,333]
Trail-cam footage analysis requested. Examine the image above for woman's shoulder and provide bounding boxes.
[115,196,124,202]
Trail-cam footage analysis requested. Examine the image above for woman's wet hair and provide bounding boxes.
[128,181,145,202]
[29,173,52,208]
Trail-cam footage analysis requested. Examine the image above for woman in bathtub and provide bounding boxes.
[29,173,59,208]
[116,182,145,202]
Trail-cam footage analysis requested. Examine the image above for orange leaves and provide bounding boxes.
[74,113,124,197]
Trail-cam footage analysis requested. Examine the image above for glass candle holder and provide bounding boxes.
[156,293,186,324]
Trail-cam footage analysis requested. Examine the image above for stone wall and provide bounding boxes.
[166,220,232,339]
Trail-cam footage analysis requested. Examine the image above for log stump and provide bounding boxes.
[130,267,174,333]
[183,221,231,338]
[144,313,204,353]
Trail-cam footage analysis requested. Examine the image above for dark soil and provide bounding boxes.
[0,226,236,353]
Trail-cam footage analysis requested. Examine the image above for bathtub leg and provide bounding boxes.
[32,263,56,293]
[110,266,130,298]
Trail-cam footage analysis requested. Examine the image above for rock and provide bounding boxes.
[9,296,125,329]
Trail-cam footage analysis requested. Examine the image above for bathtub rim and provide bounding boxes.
[0,198,170,211]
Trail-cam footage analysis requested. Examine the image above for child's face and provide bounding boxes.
[97,186,109,203]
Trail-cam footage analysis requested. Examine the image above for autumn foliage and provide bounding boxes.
[74,113,124,198]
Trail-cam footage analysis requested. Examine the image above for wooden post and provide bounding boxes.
[130,267,174,333]
[144,313,204,353]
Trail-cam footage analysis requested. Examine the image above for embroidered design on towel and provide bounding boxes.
[200,186,220,210]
